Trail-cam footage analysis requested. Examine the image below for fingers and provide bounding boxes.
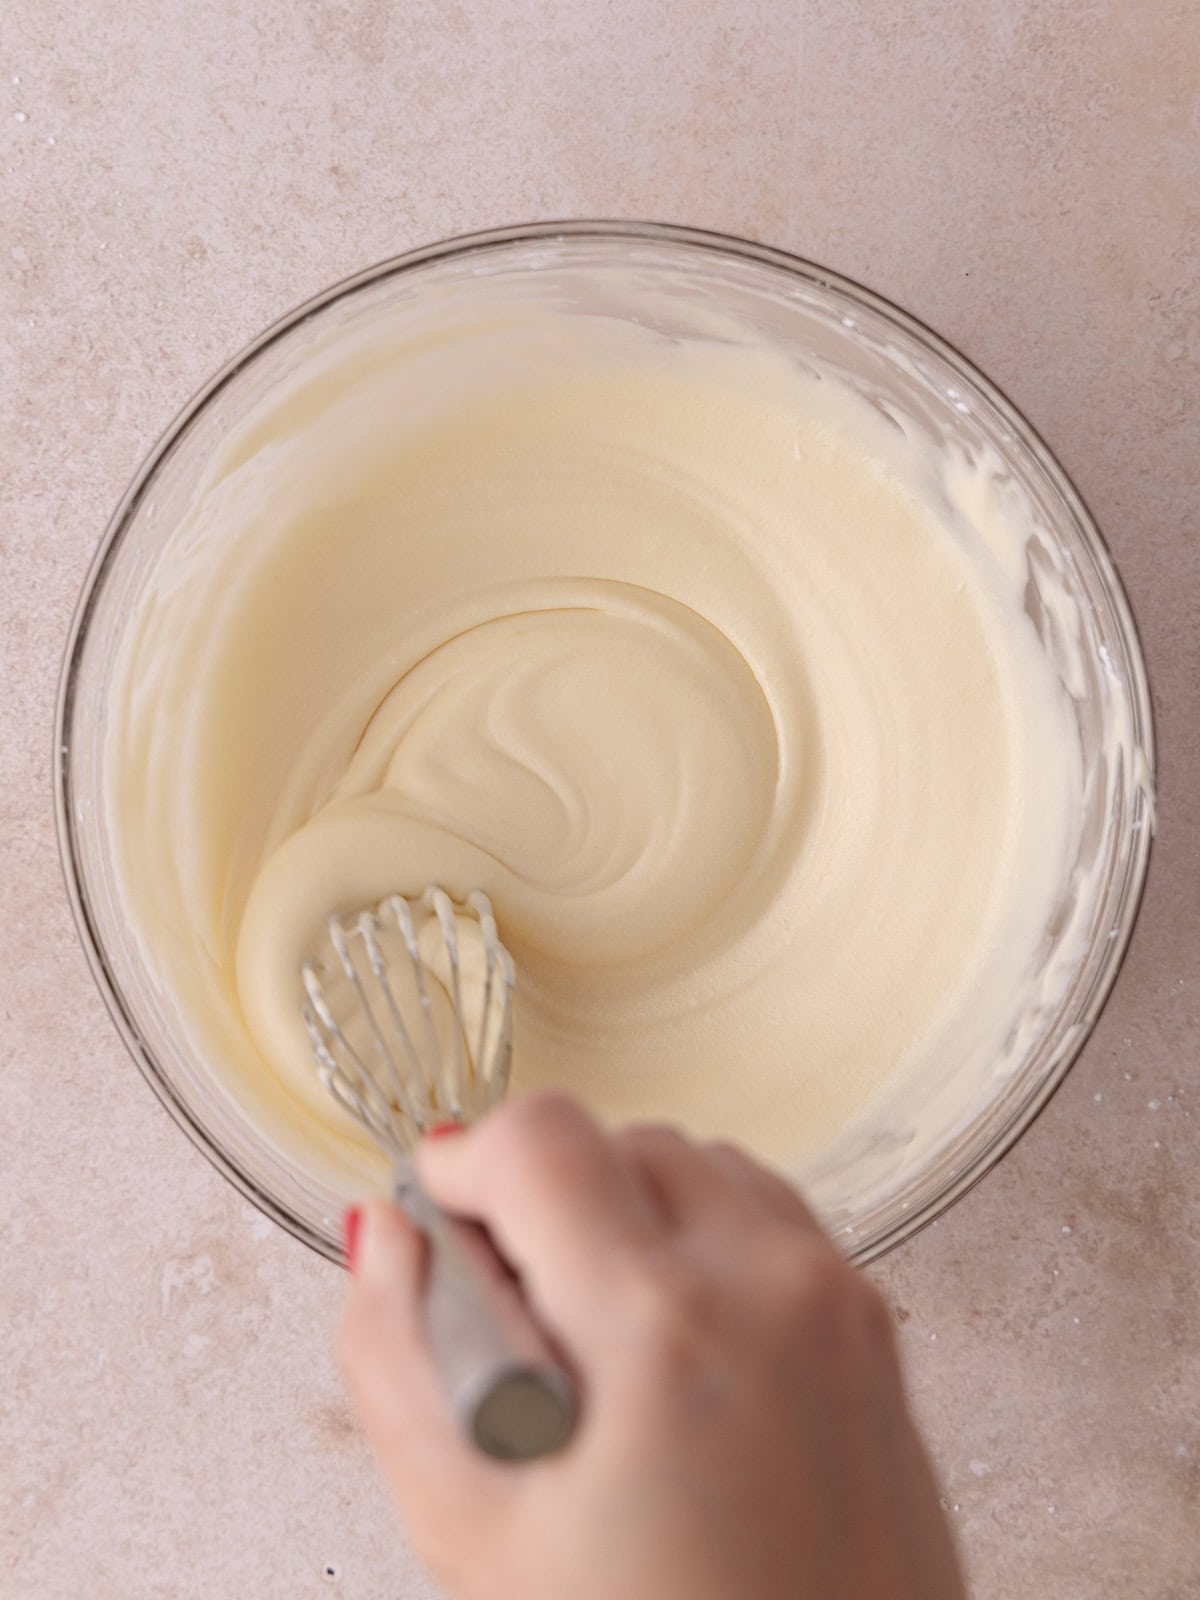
[419,1093,823,1254]
[338,1200,503,1524]
[416,1094,665,1342]
[338,1200,445,1455]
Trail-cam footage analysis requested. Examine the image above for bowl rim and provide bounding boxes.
[53,218,1157,1265]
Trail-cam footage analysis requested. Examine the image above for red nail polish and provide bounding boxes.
[343,1206,362,1271]
[427,1121,465,1139]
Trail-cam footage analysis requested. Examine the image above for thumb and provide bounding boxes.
[338,1199,431,1437]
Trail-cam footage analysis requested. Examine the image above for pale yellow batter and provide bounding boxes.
[109,297,1083,1198]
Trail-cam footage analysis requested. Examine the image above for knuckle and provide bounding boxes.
[706,1138,744,1164]
[628,1258,720,1369]
[618,1123,686,1153]
[494,1090,585,1156]
[773,1242,857,1327]
[489,1092,606,1205]
[616,1123,691,1171]
[778,1251,899,1365]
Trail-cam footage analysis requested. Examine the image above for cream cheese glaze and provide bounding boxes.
[108,297,1088,1197]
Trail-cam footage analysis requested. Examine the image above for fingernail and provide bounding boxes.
[343,1205,362,1271]
[427,1121,465,1140]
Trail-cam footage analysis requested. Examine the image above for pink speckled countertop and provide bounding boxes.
[2,4,1197,1597]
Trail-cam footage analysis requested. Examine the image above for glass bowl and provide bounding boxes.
[55,221,1155,1264]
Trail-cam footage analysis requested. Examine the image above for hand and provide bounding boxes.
[339,1094,966,1600]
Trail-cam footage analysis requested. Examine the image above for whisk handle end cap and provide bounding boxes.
[467,1365,578,1461]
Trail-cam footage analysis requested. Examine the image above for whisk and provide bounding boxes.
[301,886,577,1461]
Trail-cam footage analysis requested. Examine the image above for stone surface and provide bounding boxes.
[2,3,1197,1596]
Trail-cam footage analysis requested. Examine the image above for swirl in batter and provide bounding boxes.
[109,302,1081,1194]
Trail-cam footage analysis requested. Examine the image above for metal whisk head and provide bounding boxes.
[301,887,516,1158]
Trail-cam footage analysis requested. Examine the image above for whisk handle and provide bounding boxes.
[393,1160,578,1461]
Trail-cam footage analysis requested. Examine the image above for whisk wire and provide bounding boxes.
[468,889,498,1101]
[328,918,423,1130]
[300,988,408,1156]
[429,887,469,1118]
[387,893,446,1112]
[302,889,514,1152]
[355,910,433,1132]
